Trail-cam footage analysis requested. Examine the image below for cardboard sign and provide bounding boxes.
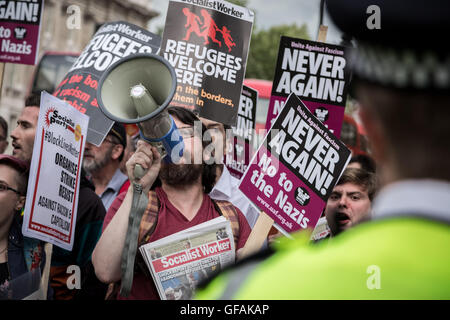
[239,93,351,234]
[225,85,257,179]
[160,0,254,126]
[265,37,351,137]
[0,0,44,65]
[22,92,89,250]
[53,21,161,146]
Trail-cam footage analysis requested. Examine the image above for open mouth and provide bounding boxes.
[336,212,351,225]
[12,142,21,153]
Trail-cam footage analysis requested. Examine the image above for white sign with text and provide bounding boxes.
[22,92,89,250]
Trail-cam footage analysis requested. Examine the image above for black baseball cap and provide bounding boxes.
[109,122,127,148]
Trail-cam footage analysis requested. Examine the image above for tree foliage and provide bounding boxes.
[245,24,310,80]
[227,0,248,7]
[215,0,310,81]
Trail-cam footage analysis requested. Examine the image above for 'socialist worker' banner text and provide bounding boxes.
[22,92,89,251]
[265,37,351,137]
[239,93,351,234]
[225,85,258,179]
[161,0,254,126]
[0,0,44,65]
[53,21,161,146]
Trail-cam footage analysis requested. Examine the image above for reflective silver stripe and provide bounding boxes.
[218,260,260,300]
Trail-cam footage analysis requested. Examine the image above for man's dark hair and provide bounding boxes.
[167,106,217,193]
[0,116,8,138]
[349,154,376,173]
[337,167,377,201]
[356,83,450,181]
[25,93,41,108]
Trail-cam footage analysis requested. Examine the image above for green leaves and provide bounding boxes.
[246,24,310,80]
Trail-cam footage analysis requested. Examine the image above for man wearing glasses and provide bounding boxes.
[94,106,251,300]
[83,122,129,211]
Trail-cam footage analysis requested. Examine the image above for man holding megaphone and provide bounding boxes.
[91,49,250,300]
[92,106,251,300]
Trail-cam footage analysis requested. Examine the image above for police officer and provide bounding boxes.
[196,0,450,299]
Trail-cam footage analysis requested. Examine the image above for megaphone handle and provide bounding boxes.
[120,182,149,297]
[134,164,147,181]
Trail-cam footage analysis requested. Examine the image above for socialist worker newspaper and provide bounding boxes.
[139,216,235,300]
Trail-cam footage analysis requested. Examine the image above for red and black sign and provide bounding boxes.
[0,0,44,65]
[161,0,254,126]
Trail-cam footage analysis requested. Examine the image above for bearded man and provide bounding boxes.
[92,107,251,300]
[83,123,129,211]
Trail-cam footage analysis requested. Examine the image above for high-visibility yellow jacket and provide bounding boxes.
[196,217,450,299]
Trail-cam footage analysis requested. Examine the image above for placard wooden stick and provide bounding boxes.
[239,211,274,259]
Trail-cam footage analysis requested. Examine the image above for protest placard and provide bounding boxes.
[22,92,89,251]
[239,93,351,234]
[0,0,44,65]
[160,0,254,126]
[225,85,257,179]
[53,21,161,146]
[265,37,351,137]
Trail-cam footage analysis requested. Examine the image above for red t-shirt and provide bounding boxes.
[102,187,251,300]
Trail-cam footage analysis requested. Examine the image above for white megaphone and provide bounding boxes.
[97,53,183,178]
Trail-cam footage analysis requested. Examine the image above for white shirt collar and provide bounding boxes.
[209,166,237,199]
[372,179,450,224]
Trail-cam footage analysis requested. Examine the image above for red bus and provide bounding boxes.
[243,78,272,134]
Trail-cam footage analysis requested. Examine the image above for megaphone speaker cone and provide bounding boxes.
[130,84,158,118]
[97,53,177,124]
[97,53,184,165]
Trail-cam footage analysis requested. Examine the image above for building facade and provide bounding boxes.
[0,0,159,153]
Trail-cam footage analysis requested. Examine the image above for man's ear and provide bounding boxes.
[223,132,232,157]
[111,144,124,161]
[359,106,387,163]
[15,195,26,212]
[203,144,215,165]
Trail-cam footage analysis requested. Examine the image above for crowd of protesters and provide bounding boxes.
[1,0,449,301]
[196,0,450,300]
[0,94,380,299]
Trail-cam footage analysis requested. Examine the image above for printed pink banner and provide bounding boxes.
[239,93,351,234]
[265,36,351,138]
[0,0,44,65]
